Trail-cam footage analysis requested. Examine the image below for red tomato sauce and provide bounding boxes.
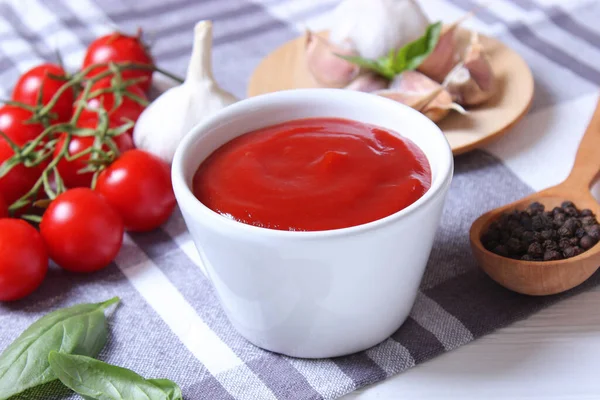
[193,118,431,231]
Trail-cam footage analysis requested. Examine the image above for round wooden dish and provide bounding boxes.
[248,28,534,155]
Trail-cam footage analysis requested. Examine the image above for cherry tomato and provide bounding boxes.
[40,188,124,273]
[77,77,147,134]
[0,105,44,146]
[0,219,48,301]
[96,150,175,232]
[12,63,74,123]
[83,32,153,93]
[0,138,43,205]
[54,119,134,188]
[0,196,8,218]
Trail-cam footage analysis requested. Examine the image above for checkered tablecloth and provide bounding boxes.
[1,0,600,399]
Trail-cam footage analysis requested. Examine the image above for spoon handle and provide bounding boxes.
[565,97,600,189]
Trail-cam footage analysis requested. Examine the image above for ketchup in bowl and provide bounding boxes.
[193,117,431,231]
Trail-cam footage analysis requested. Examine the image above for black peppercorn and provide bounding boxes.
[528,202,545,214]
[522,231,536,244]
[493,244,509,257]
[528,242,543,258]
[575,227,587,239]
[564,206,578,217]
[531,215,545,231]
[585,225,600,240]
[543,250,562,261]
[553,213,566,227]
[557,226,573,237]
[520,214,533,230]
[511,226,526,239]
[482,201,598,261]
[481,229,500,244]
[541,229,555,241]
[506,237,522,255]
[507,219,521,231]
[543,240,558,251]
[581,216,596,226]
[563,246,583,258]
[558,238,572,249]
[580,235,598,250]
[563,218,578,232]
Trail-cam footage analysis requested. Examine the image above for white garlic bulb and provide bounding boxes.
[133,20,237,164]
[329,0,430,59]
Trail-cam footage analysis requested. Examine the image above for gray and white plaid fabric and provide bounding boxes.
[1,0,600,399]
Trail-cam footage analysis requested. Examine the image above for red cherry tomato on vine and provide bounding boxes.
[83,32,153,93]
[0,219,48,301]
[0,105,44,146]
[96,150,175,232]
[12,63,74,123]
[77,77,147,134]
[0,196,8,218]
[0,139,43,205]
[54,119,134,189]
[40,188,124,273]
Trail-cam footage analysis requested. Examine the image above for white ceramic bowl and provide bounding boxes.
[172,89,453,358]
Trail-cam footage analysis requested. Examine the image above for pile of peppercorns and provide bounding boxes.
[481,201,600,261]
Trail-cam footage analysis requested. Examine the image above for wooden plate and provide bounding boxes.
[247,28,534,155]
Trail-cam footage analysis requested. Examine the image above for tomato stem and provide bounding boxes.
[2,60,180,212]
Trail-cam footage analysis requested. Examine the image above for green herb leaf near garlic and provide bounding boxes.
[133,20,237,164]
[338,22,442,80]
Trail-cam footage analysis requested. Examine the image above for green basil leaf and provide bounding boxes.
[48,352,182,400]
[147,380,183,399]
[395,21,443,72]
[335,53,394,78]
[0,297,119,400]
[337,22,443,80]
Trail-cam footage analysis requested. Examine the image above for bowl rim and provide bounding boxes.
[172,88,454,239]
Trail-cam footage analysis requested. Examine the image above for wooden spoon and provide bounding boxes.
[470,98,600,296]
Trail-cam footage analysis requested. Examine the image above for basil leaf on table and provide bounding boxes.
[338,21,443,79]
[48,352,182,400]
[0,297,120,400]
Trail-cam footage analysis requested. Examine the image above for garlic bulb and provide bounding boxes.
[329,0,430,60]
[444,32,495,106]
[376,71,465,122]
[133,20,237,163]
[344,73,389,92]
[305,30,359,86]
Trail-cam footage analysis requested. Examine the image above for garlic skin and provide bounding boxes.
[344,73,389,92]
[376,71,465,122]
[305,31,359,86]
[329,0,429,59]
[418,12,473,83]
[133,20,237,164]
[444,32,496,106]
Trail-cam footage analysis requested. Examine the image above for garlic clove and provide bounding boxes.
[444,32,496,106]
[417,12,473,83]
[329,0,430,60]
[376,71,465,123]
[305,30,359,87]
[344,73,389,92]
[133,20,238,164]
